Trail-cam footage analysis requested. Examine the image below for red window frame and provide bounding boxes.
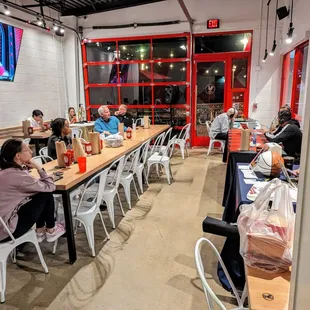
[81,33,191,129]
[280,40,309,118]
[191,30,252,146]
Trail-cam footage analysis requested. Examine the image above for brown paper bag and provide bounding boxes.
[55,141,67,168]
[22,120,31,136]
[118,123,124,138]
[89,132,101,155]
[143,116,150,129]
[240,129,251,151]
[72,137,86,162]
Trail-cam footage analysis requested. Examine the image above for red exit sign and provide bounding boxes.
[207,19,220,29]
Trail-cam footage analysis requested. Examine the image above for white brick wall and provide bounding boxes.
[0,17,67,128]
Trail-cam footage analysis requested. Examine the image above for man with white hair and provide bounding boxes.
[94,106,128,135]
[210,107,238,162]
[114,104,133,128]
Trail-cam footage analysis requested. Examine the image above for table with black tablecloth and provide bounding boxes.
[222,151,257,223]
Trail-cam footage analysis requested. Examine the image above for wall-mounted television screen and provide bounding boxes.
[0,21,23,82]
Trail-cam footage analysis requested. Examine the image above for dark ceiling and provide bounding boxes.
[34,0,165,17]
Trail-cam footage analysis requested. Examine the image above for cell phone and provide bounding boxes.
[53,174,63,182]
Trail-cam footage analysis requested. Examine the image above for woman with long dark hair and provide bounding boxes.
[47,118,71,159]
[0,139,65,242]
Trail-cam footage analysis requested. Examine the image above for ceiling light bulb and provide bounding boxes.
[169,64,173,69]
[4,5,10,15]
[53,24,59,31]
[180,45,186,50]
[170,53,174,57]
[262,59,266,63]
[122,46,126,50]
[214,69,218,73]
[60,28,65,34]
[269,52,274,56]
[37,18,43,26]
[206,70,209,74]
[286,37,292,44]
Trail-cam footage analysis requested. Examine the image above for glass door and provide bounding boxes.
[193,60,227,146]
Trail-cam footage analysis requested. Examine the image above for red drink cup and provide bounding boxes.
[78,156,87,173]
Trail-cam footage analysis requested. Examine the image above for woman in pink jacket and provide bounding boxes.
[0,139,65,243]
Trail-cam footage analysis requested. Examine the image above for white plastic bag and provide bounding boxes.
[237,178,295,272]
[100,133,124,148]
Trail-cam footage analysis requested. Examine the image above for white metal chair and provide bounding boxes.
[85,156,126,229]
[135,139,151,193]
[135,117,152,127]
[148,131,166,157]
[71,128,82,138]
[32,155,53,165]
[23,138,31,145]
[147,135,176,185]
[70,168,110,257]
[174,123,191,160]
[206,121,225,156]
[0,217,49,303]
[195,237,248,310]
[157,127,173,154]
[110,147,141,210]
[39,146,48,157]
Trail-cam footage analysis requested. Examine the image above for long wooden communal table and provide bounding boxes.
[32,125,169,263]
[246,266,291,310]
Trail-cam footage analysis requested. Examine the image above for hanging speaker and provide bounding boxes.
[277,6,290,20]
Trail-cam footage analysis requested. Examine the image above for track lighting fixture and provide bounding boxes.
[60,27,65,34]
[53,23,59,31]
[262,49,268,62]
[37,17,43,26]
[4,4,10,15]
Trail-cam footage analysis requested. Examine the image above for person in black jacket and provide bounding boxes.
[114,104,133,128]
[265,110,302,159]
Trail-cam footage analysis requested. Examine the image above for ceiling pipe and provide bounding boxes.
[0,0,81,39]
[176,0,193,139]
[177,0,194,33]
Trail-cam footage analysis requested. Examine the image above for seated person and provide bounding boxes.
[28,110,44,131]
[211,108,238,163]
[0,139,65,243]
[270,105,300,131]
[265,110,302,159]
[47,118,71,159]
[94,106,129,136]
[68,107,77,124]
[114,104,133,128]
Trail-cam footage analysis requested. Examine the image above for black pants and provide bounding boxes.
[215,132,228,163]
[2,192,55,242]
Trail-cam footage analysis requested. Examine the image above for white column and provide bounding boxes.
[289,42,310,309]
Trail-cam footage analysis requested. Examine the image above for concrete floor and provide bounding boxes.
[3,149,237,310]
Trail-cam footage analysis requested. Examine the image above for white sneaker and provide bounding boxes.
[46,223,66,243]
[36,232,46,243]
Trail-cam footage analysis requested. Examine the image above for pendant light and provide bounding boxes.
[269,0,278,56]
[262,0,271,62]
[286,0,294,44]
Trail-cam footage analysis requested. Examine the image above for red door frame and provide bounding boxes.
[191,51,251,146]
[280,40,309,113]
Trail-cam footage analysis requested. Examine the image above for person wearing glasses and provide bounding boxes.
[28,110,44,131]
[47,118,72,159]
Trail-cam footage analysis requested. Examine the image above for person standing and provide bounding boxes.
[210,108,238,162]
[114,104,133,128]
